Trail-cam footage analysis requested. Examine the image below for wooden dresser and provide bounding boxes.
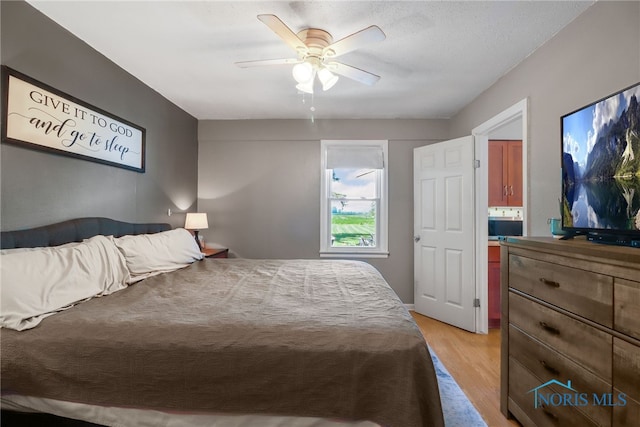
[500,237,640,427]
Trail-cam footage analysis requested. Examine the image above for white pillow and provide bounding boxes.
[114,228,203,282]
[0,247,41,255]
[0,240,82,255]
[0,235,130,331]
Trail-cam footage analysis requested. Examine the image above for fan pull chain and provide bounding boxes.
[300,92,315,123]
[310,93,315,123]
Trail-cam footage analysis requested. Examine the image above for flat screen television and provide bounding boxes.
[561,81,640,247]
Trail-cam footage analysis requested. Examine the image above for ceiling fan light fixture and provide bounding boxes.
[240,15,386,94]
[296,69,316,94]
[295,82,314,94]
[318,67,339,91]
[292,61,314,84]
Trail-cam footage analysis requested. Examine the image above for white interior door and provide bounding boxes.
[414,136,476,332]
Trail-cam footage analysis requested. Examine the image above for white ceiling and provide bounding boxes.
[27,1,593,120]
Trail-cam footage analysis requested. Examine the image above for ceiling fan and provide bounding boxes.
[235,14,386,94]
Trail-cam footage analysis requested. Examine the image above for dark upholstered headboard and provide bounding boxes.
[0,217,172,249]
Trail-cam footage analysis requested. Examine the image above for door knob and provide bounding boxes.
[414,235,421,242]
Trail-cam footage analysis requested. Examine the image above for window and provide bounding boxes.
[320,140,388,257]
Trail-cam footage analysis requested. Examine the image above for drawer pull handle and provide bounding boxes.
[542,407,559,421]
[539,278,560,288]
[539,321,560,335]
[540,360,560,376]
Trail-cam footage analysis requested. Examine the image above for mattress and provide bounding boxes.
[1,258,443,427]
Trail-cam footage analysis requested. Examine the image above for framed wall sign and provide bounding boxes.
[1,66,145,172]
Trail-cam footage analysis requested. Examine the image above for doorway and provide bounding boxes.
[472,99,528,333]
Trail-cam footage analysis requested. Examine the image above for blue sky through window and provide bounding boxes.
[330,168,376,202]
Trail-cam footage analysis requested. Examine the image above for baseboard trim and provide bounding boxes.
[405,304,415,311]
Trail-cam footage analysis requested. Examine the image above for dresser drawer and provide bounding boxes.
[508,357,598,427]
[614,278,640,340]
[508,254,613,327]
[614,394,640,427]
[509,325,612,426]
[613,337,640,402]
[509,292,612,379]
[501,238,640,427]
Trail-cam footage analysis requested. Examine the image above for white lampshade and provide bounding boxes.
[296,81,314,94]
[296,68,316,94]
[292,61,314,84]
[184,213,208,230]
[318,67,338,91]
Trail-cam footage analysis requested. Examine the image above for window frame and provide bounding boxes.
[320,140,389,258]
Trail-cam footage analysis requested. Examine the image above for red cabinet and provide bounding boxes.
[488,245,501,329]
[488,140,522,207]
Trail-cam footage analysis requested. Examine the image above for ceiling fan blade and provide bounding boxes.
[257,14,308,54]
[327,62,381,86]
[235,58,301,68]
[323,26,385,58]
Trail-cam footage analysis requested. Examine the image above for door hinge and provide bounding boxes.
[474,159,480,169]
[473,298,480,308]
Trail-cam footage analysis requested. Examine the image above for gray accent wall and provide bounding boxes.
[1,0,198,231]
[449,0,640,236]
[198,119,449,303]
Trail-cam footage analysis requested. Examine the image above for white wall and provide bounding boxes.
[489,118,522,141]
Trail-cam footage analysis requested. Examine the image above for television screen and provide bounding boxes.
[561,82,640,240]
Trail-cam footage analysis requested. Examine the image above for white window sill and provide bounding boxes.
[320,251,389,259]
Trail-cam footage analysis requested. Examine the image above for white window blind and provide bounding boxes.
[325,146,384,169]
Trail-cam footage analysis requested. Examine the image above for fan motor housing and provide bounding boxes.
[297,29,333,58]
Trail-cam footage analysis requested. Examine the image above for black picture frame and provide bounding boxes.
[1,66,146,173]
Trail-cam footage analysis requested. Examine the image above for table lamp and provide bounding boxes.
[184,212,208,250]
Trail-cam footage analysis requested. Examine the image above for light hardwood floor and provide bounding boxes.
[411,312,520,427]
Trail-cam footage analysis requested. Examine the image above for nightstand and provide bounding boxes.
[202,247,229,258]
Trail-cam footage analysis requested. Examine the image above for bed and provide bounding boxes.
[0,217,444,427]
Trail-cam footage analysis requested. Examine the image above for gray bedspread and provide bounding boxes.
[1,259,444,427]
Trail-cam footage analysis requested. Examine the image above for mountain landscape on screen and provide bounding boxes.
[583,94,640,180]
[562,86,640,231]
